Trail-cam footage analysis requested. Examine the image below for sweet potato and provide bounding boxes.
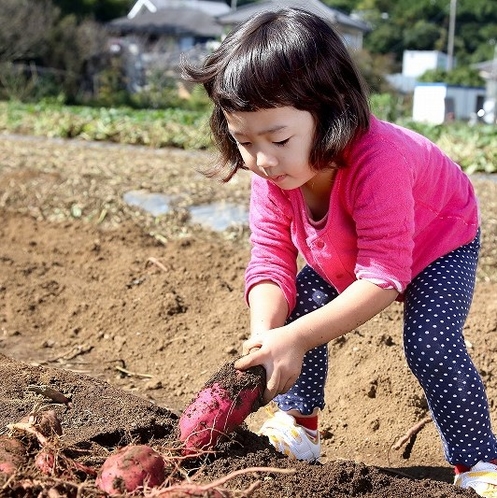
[179,362,266,454]
[34,448,56,475]
[33,409,63,439]
[0,436,27,475]
[8,408,63,447]
[95,444,165,495]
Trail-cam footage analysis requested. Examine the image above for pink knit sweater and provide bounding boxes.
[245,116,479,312]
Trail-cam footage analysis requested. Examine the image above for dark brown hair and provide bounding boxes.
[182,7,370,181]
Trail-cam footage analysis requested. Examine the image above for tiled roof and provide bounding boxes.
[109,6,224,37]
[217,0,370,32]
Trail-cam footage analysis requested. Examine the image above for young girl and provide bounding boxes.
[182,7,497,496]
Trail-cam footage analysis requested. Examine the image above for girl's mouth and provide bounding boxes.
[269,174,287,183]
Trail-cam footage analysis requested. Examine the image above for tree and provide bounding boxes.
[51,0,130,22]
[0,0,112,102]
[418,67,485,87]
[42,14,110,102]
[323,0,497,66]
[0,0,58,62]
[402,20,443,52]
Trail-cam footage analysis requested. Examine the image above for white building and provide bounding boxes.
[387,50,450,94]
[402,50,449,78]
[412,83,486,124]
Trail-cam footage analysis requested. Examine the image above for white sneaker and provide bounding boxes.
[257,409,320,462]
[454,461,497,497]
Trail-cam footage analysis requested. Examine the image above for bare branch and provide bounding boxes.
[0,0,58,62]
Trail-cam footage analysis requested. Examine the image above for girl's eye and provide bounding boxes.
[274,138,290,146]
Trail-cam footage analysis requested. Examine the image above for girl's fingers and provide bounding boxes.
[241,337,263,355]
[234,348,261,370]
[265,370,282,401]
[234,355,252,371]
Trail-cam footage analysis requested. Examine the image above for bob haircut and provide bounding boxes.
[182,7,370,182]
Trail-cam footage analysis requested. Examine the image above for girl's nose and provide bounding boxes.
[256,150,277,170]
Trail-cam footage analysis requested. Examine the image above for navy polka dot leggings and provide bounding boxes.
[275,230,497,466]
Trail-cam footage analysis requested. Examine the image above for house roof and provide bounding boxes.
[473,59,497,80]
[109,6,224,38]
[217,0,370,32]
[128,0,230,18]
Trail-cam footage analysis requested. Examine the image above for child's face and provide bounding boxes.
[224,107,317,190]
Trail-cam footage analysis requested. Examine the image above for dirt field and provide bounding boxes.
[0,133,496,497]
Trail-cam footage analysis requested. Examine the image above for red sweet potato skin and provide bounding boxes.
[95,445,165,495]
[35,449,56,475]
[179,362,266,453]
[0,436,27,475]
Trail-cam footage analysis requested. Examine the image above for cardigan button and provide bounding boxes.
[315,240,325,249]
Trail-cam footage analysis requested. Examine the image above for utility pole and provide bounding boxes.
[446,0,456,71]
[493,42,497,124]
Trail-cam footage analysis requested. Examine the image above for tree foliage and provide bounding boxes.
[328,0,497,65]
[44,15,110,100]
[0,0,111,102]
[0,0,58,62]
[418,67,485,87]
[1,0,496,105]
[51,0,130,22]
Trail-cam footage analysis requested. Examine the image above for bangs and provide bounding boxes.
[211,25,312,112]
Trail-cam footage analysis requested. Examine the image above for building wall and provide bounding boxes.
[412,83,486,124]
[402,50,448,78]
[412,84,448,124]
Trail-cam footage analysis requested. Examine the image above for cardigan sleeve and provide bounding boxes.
[345,142,416,292]
[244,176,299,314]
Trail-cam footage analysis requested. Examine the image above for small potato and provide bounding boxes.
[96,444,165,495]
[35,448,56,475]
[0,436,27,475]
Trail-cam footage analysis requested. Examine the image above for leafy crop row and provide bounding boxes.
[0,101,495,174]
[0,101,212,150]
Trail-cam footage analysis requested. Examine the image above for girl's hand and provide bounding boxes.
[234,326,306,405]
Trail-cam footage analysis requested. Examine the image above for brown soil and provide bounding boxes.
[0,134,496,497]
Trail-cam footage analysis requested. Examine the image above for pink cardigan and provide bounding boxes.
[245,116,479,312]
